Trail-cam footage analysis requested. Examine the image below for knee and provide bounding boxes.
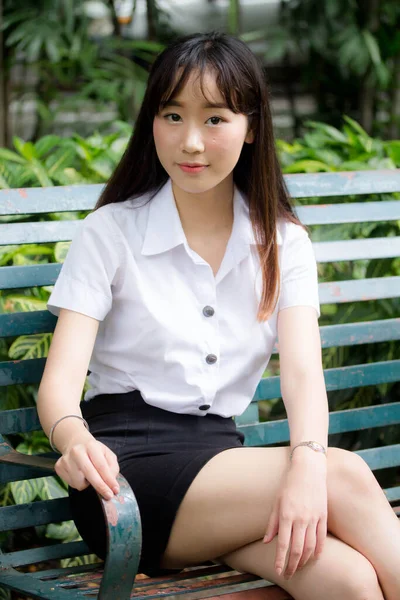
[340,559,383,600]
[328,447,378,495]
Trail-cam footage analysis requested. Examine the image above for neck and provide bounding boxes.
[171,177,234,238]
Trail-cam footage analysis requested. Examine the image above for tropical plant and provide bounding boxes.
[242,0,400,138]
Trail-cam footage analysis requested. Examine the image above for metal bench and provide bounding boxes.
[0,169,399,600]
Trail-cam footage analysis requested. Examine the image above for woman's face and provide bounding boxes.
[153,69,254,194]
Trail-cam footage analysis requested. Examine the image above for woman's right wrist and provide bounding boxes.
[51,418,93,454]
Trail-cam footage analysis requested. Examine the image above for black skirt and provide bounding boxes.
[68,390,245,577]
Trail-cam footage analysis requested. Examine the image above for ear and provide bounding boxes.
[244,116,255,144]
[245,129,255,144]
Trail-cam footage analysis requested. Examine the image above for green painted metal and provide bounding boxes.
[0,541,90,568]
[0,263,59,290]
[0,409,42,434]
[1,171,399,217]
[0,499,72,532]
[1,313,399,351]
[0,221,81,246]
[98,476,142,600]
[384,486,400,502]
[0,568,87,600]
[239,402,400,446]
[314,237,400,262]
[316,318,400,349]
[0,311,57,337]
[285,169,400,198]
[0,358,47,386]
[318,277,400,304]
[296,200,400,224]
[254,360,400,400]
[356,444,400,470]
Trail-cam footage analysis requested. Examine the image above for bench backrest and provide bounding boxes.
[1,170,400,511]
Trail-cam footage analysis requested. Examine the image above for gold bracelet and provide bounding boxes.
[49,415,89,453]
[290,441,327,461]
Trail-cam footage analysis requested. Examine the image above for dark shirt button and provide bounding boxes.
[203,306,215,317]
[199,404,211,410]
[205,354,218,365]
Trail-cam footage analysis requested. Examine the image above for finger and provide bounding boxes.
[297,524,317,569]
[69,448,115,500]
[283,522,307,579]
[275,517,292,577]
[104,448,120,479]
[56,460,89,491]
[314,516,327,558]
[87,445,120,494]
[263,504,279,543]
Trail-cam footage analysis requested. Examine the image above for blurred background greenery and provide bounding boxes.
[0,0,399,574]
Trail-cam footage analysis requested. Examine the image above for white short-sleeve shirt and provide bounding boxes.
[47,178,320,417]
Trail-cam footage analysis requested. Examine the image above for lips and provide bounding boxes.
[179,163,208,167]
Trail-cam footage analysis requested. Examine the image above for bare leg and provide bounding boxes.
[325,451,400,600]
[160,447,400,599]
[220,532,385,600]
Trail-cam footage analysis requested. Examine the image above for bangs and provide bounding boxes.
[154,53,251,116]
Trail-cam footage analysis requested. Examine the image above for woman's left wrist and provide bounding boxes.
[290,445,327,468]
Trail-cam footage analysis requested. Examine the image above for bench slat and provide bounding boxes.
[313,237,400,262]
[356,444,400,470]
[1,171,399,216]
[1,403,399,458]
[318,277,400,304]
[240,402,400,445]
[1,312,399,349]
[285,169,400,198]
[0,311,57,336]
[0,498,72,532]
[254,360,400,400]
[3,203,400,248]
[296,200,400,224]
[1,356,399,397]
[0,220,81,246]
[0,540,90,568]
[2,219,399,264]
[1,262,399,305]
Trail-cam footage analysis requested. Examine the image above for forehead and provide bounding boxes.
[164,68,225,105]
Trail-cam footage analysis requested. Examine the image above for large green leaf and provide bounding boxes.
[37,476,68,500]
[46,520,77,540]
[9,333,52,360]
[10,479,39,504]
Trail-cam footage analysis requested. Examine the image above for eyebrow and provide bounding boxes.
[161,100,229,110]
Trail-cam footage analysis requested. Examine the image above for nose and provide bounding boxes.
[180,124,205,154]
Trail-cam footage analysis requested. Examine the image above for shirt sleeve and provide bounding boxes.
[278,221,321,318]
[47,208,121,321]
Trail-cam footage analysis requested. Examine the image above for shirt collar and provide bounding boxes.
[141,177,282,257]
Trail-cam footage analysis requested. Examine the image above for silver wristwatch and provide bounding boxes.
[289,441,327,461]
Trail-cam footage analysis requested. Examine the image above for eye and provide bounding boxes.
[164,113,181,123]
[163,113,225,125]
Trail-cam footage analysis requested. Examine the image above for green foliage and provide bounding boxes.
[2,0,164,135]
[277,116,399,172]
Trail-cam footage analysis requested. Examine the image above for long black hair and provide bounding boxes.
[95,31,302,321]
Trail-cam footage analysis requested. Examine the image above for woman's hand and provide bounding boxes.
[55,434,120,501]
[263,454,328,580]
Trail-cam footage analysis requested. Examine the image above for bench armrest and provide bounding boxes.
[0,438,142,599]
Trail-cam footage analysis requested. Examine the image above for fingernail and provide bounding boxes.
[276,567,282,576]
[105,492,113,500]
[114,486,120,494]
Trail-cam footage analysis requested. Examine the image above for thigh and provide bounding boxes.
[160,445,355,568]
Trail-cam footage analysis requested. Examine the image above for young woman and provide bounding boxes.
[37,31,400,600]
